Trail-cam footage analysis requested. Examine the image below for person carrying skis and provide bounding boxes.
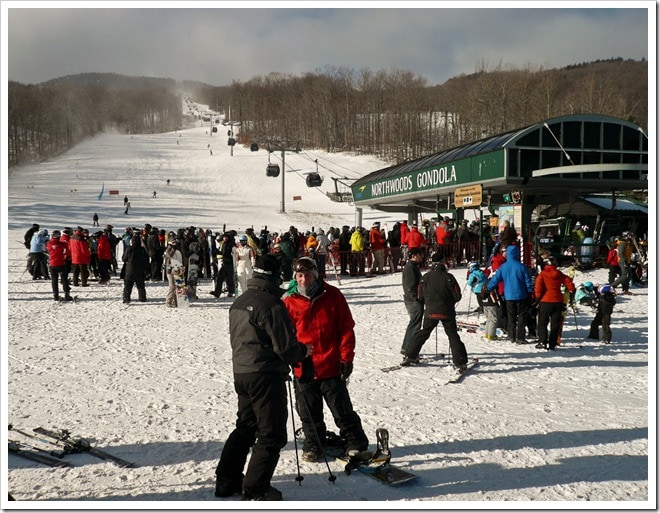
[402,252,468,371]
[283,256,369,463]
[533,256,576,350]
[214,254,311,501]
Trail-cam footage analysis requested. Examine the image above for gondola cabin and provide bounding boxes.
[227,138,236,146]
[266,164,280,177]
[251,143,259,152]
[306,173,323,187]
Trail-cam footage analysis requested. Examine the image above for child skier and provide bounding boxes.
[466,261,487,315]
[574,281,597,307]
[587,284,617,344]
[482,288,501,340]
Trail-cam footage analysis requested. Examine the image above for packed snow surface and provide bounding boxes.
[4,114,653,508]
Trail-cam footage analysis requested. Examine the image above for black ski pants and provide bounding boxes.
[294,376,368,453]
[49,265,70,300]
[216,372,288,498]
[214,260,235,295]
[123,276,146,303]
[506,298,531,342]
[406,316,468,367]
[537,302,565,349]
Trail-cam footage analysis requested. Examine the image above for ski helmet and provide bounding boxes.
[584,281,594,290]
[598,284,613,294]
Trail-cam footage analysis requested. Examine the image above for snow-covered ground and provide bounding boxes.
[3,111,653,507]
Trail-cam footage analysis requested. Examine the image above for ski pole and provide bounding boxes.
[466,290,472,320]
[293,379,337,484]
[287,379,304,485]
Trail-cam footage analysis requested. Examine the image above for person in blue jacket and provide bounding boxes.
[484,244,533,344]
[466,261,487,314]
[29,228,50,280]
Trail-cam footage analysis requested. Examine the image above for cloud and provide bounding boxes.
[5,5,649,86]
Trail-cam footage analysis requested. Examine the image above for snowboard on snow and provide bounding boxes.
[187,252,199,302]
[319,428,418,486]
[172,265,189,309]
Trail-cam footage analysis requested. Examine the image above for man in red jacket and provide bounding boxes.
[46,230,73,301]
[70,227,91,287]
[97,230,113,284]
[534,256,576,350]
[283,257,369,462]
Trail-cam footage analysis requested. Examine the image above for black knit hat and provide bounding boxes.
[254,254,281,278]
[431,252,445,264]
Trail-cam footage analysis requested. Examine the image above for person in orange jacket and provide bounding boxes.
[534,256,576,350]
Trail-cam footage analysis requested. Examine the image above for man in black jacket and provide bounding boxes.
[211,232,236,298]
[402,252,468,371]
[122,235,149,304]
[214,254,311,501]
[400,247,425,355]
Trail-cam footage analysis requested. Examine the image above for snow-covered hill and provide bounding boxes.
[3,119,652,506]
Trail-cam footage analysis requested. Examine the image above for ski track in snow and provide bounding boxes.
[4,109,651,506]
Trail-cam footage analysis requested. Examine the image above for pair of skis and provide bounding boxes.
[8,425,135,468]
[380,355,480,384]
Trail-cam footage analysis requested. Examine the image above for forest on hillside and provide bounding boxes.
[7,59,648,168]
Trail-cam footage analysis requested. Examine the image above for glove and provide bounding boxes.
[340,362,353,381]
[295,357,314,384]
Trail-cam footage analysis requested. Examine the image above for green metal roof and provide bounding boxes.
[351,114,648,211]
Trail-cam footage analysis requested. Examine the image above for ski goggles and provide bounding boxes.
[294,257,317,273]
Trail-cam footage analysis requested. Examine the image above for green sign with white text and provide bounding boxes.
[352,150,505,202]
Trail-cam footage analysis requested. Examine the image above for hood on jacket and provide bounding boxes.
[506,244,520,262]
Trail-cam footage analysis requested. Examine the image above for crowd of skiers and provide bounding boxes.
[20,217,644,501]
[458,234,639,350]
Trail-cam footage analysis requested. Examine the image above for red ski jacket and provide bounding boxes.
[97,234,113,261]
[284,282,356,380]
[406,227,427,249]
[46,238,68,267]
[534,265,576,304]
[70,231,91,265]
[607,248,619,267]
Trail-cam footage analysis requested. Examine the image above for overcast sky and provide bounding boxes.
[3,2,652,87]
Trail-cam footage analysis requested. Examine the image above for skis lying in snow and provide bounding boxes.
[8,440,71,468]
[337,428,418,486]
[29,427,135,468]
[445,358,480,385]
[456,320,480,333]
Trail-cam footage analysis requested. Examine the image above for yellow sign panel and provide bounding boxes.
[454,184,483,208]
